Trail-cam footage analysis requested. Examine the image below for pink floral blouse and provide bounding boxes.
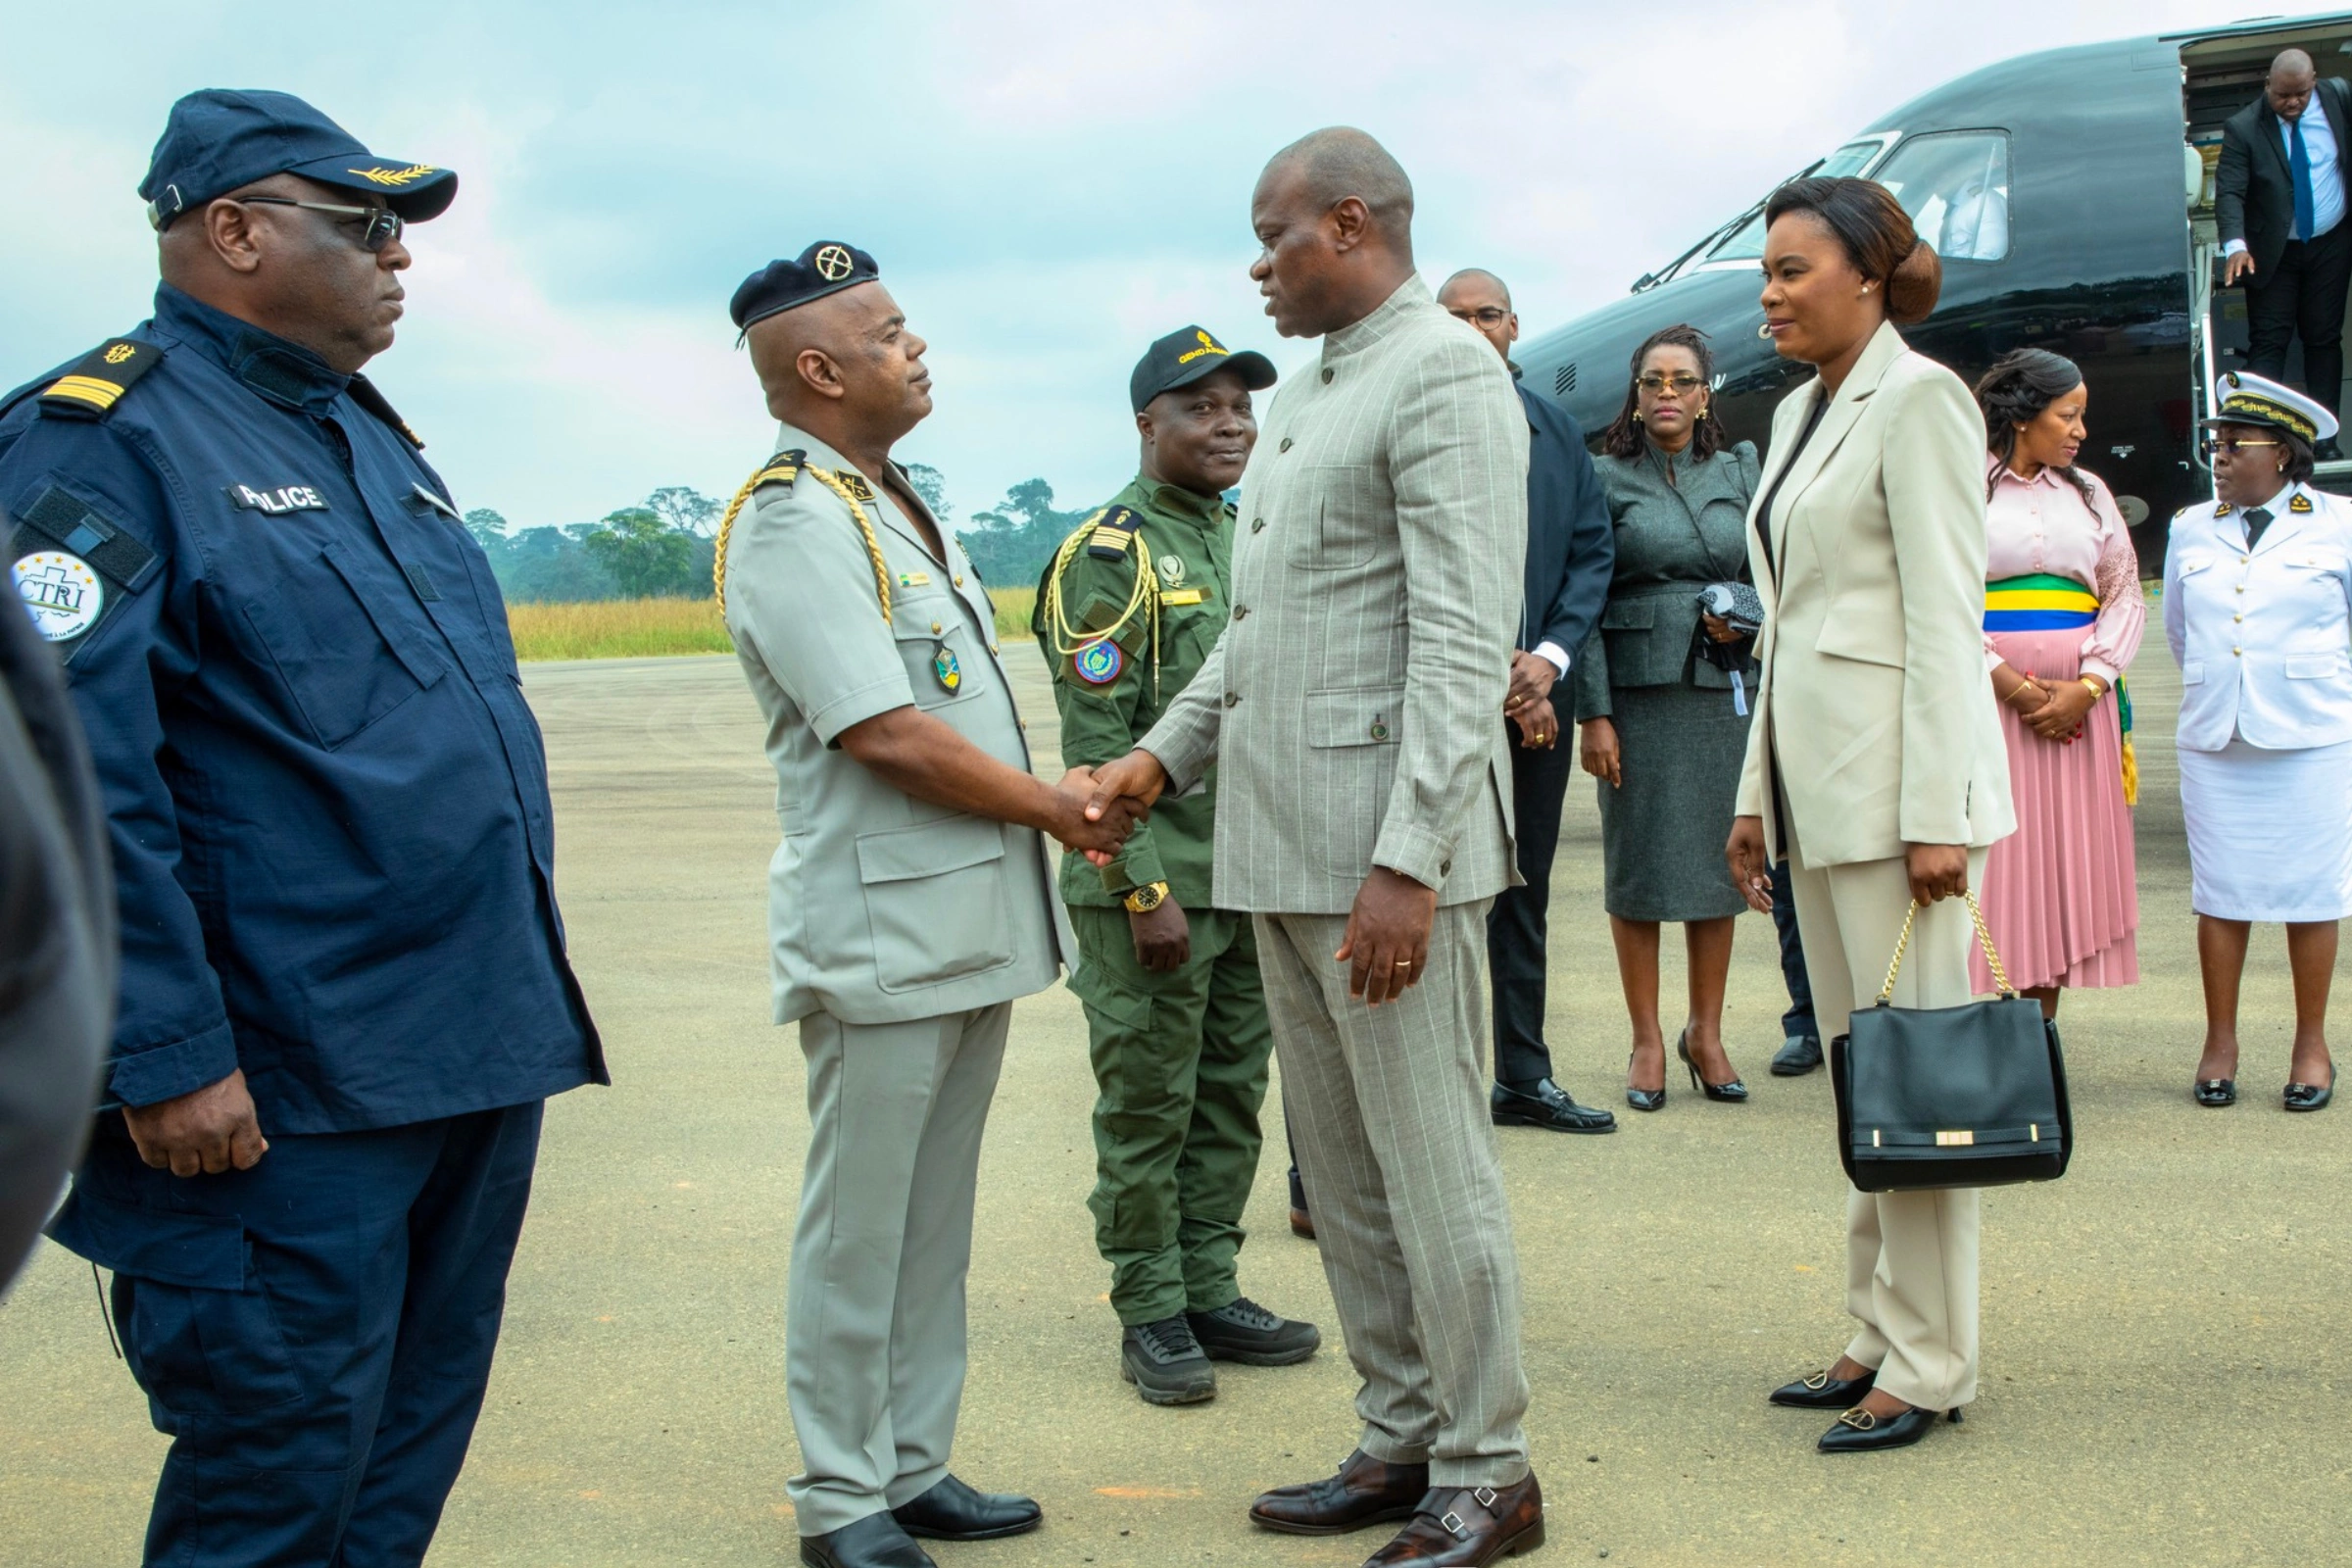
[1983,456,2145,685]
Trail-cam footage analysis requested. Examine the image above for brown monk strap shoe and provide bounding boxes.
[1361,1474,1544,1566]
[1248,1448,1429,1536]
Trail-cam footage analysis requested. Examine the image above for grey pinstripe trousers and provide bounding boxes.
[1254,903,1531,1487]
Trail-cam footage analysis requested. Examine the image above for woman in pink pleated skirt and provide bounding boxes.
[1971,350,2143,1015]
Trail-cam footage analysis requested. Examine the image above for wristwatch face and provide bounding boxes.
[1126,884,1166,912]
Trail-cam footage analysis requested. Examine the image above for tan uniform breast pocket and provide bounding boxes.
[892,598,983,710]
[855,816,1016,993]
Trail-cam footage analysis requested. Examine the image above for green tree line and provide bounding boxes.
[466,466,1099,603]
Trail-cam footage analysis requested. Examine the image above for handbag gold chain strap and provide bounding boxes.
[1876,893,2012,1004]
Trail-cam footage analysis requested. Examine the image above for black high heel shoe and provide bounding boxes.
[1769,1368,1876,1409]
[2284,1062,2335,1112]
[1817,1401,1961,1453]
[2192,1077,2236,1107]
[1625,1051,1666,1112]
[1678,1030,1747,1102]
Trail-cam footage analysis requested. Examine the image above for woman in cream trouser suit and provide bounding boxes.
[1725,177,2016,1455]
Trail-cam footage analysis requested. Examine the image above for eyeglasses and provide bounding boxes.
[1639,373,1705,395]
[1448,307,1510,327]
[2201,436,2285,458]
[233,197,404,253]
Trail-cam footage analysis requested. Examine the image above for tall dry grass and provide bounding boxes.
[507,597,734,662]
[987,584,1037,642]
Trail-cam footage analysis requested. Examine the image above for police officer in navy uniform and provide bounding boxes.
[2,91,604,1565]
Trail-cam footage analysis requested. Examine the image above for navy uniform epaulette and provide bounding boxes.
[752,448,806,493]
[346,374,425,449]
[34,338,163,422]
[1087,505,1140,561]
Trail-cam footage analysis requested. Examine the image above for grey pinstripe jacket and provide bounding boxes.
[1138,275,1526,914]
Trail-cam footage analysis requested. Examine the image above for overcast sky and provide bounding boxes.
[0,1,2279,532]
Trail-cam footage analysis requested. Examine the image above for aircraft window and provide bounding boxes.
[1873,130,2011,263]
[1705,139,1890,262]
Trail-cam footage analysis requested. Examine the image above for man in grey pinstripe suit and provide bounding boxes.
[1087,128,1545,1567]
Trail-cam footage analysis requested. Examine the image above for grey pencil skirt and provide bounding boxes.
[1594,679,1751,923]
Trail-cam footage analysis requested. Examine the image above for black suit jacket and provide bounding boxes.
[1516,379,1614,666]
[2217,77,2352,276]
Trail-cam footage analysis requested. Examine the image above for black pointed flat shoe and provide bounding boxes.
[1679,1030,1748,1102]
[2193,1077,2236,1107]
[1769,1368,1877,1409]
[1817,1402,1960,1453]
[2284,1063,2335,1112]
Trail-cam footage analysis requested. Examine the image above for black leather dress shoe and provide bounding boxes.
[1771,1035,1824,1076]
[2193,1077,2236,1107]
[1362,1474,1544,1565]
[891,1475,1042,1542]
[2285,1063,2335,1112]
[1817,1402,1960,1453]
[1770,1367,1877,1409]
[800,1512,936,1568]
[1492,1078,1617,1133]
[1249,1448,1429,1535]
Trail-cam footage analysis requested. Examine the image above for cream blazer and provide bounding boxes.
[1736,322,2015,867]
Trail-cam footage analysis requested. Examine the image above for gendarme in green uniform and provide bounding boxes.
[1035,470,1275,1325]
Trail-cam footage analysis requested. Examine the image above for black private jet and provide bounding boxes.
[1514,11,2352,561]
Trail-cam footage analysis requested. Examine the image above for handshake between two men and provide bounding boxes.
[1078,749,1438,1008]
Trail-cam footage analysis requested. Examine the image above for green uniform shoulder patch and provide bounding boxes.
[1087,505,1141,561]
[37,338,163,422]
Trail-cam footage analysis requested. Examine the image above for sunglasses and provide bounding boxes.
[1639,373,1705,395]
[233,196,404,253]
[2200,436,2285,458]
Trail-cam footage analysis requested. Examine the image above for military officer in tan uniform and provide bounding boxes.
[717,242,1139,1568]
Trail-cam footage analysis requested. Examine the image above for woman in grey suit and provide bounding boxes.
[1574,325,1761,1110]
[1725,178,2015,1454]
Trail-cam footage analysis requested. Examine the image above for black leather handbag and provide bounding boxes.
[1829,896,2073,1193]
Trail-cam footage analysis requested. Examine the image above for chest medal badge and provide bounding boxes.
[13,551,104,643]
[933,643,962,692]
[1157,554,1186,588]
[1074,640,1124,685]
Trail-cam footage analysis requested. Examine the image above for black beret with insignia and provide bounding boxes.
[730,242,881,335]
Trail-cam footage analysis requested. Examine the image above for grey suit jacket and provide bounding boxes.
[1140,275,1526,913]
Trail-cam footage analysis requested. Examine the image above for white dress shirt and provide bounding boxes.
[2225,95,2345,256]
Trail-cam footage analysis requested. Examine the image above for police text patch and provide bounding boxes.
[225,483,330,514]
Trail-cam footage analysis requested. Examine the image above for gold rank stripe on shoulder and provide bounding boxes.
[1087,506,1141,561]
[2292,492,2316,513]
[37,337,161,421]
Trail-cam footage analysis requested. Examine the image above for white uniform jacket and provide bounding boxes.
[2164,482,2352,752]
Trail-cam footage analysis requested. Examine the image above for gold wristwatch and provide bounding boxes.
[1123,881,1170,914]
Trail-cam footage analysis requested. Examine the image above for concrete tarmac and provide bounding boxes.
[4,643,2349,1568]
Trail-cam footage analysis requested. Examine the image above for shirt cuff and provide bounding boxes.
[1371,819,1453,892]
[2224,237,2248,258]
[1533,641,1571,678]
[107,1019,241,1110]
[2080,659,2121,687]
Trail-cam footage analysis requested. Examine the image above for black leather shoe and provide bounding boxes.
[891,1475,1041,1542]
[800,1512,936,1568]
[1288,1166,1315,1240]
[2284,1062,2335,1112]
[1249,1448,1429,1535]
[1769,1367,1876,1409]
[1492,1077,1617,1133]
[2193,1077,2237,1107]
[1625,1052,1666,1112]
[1771,1035,1824,1076]
[1120,1315,1216,1405]
[1679,1030,1747,1102]
[1187,1297,1320,1365]
[1817,1402,1960,1453]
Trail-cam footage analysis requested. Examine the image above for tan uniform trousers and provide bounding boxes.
[1784,847,1989,1413]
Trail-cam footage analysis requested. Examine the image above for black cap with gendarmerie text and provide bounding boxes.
[1129,325,1277,414]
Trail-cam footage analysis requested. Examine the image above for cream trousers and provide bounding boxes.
[1784,847,1990,1411]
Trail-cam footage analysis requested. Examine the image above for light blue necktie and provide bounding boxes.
[2292,115,2318,243]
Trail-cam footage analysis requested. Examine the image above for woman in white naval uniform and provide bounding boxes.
[2166,371,2352,1112]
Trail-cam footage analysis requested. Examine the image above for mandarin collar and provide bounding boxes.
[1321,273,1432,363]
[1135,474,1226,524]
[153,283,351,417]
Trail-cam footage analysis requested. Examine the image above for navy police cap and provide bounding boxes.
[731,242,882,334]
[1130,325,1277,414]
[141,89,457,231]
